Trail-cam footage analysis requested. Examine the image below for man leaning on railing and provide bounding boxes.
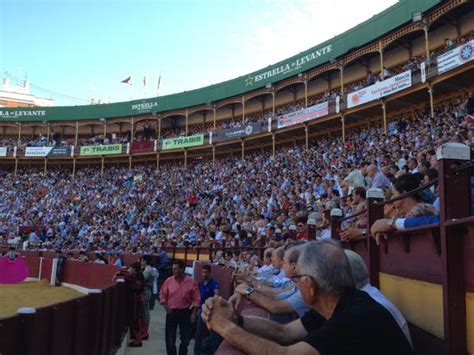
[202,240,413,355]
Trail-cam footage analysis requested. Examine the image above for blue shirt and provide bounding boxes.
[156,251,169,270]
[395,215,440,230]
[199,278,219,306]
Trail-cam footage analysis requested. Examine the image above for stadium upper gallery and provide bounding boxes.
[0,0,474,354]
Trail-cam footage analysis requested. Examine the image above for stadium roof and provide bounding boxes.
[0,0,441,122]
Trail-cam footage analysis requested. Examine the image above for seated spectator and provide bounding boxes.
[233,242,309,324]
[370,174,438,244]
[344,250,413,348]
[201,240,413,354]
[257,247,277,275]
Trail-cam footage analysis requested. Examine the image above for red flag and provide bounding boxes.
[121,76,132,85]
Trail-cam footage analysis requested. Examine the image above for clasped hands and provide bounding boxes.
[202,295,237,333]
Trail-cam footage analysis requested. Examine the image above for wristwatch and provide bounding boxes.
[245,287,255,296]
[387,218,395,227]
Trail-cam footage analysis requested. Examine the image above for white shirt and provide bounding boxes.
[319,229,331,240]
[361,283,413,348]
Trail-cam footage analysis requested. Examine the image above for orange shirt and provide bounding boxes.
[159,275,200,310]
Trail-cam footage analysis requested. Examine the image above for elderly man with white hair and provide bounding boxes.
[201,240,413,355]
[367,164,391,189]
[344,249,413,348]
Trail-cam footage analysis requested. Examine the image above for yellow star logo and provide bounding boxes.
[245,75,254,86]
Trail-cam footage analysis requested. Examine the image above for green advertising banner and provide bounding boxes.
[80,144,123,156]
[162,134,204,150]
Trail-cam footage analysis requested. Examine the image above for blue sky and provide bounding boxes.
[1,0,397,106]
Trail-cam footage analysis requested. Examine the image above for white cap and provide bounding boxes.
[367,188,385,199]
[289,225,297,231]
[330,208,343,217]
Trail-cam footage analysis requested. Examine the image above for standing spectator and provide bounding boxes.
[114,262,145,348]
[156,247,170,292]
[141,255,158,340]
[445,38,454,49]
[367,71,376,85]
[160,260,200,355]
[381,66,392,79]
[367,165,391,189]
[343,164,366,189]
[194,264,220,355]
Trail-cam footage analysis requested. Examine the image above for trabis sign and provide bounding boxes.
[80,144,123,156]
[161,134,204,150]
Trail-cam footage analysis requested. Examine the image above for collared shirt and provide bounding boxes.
[301,289,413,355]
[344,169,365,187]
[256,269,292,289]
[198,278,219,306]
[361,284,413,348]
[257,264,276,275]
[286,288,310,317]
[143,265,158,287]
[159,275,200,310]
[371,171,391,189]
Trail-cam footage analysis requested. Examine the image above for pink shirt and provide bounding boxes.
[159,275,200,310]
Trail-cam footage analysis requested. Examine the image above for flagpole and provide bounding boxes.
[157,74,161,97]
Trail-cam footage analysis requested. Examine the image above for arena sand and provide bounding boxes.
[0,279,84,318]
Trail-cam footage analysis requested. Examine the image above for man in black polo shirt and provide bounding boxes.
[201,240,412,355]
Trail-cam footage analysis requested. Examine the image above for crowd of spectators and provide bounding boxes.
[0,92,471,256]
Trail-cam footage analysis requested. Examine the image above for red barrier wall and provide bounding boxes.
[62,260,118,289]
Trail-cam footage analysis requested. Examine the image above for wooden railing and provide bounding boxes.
[330,142,474,355]
[0,259,130,355]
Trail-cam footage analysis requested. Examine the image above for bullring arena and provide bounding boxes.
[1,0,474,354]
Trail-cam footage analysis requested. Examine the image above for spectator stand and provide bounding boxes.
[330,142,474,355]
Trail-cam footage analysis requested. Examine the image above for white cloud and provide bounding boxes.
[197,0,398,84]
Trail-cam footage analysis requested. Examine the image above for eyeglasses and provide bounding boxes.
[290,274,315,284]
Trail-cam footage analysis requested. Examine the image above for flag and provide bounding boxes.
[143,74,147,87]
[121,76,132,85]
[157,74,161,91]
